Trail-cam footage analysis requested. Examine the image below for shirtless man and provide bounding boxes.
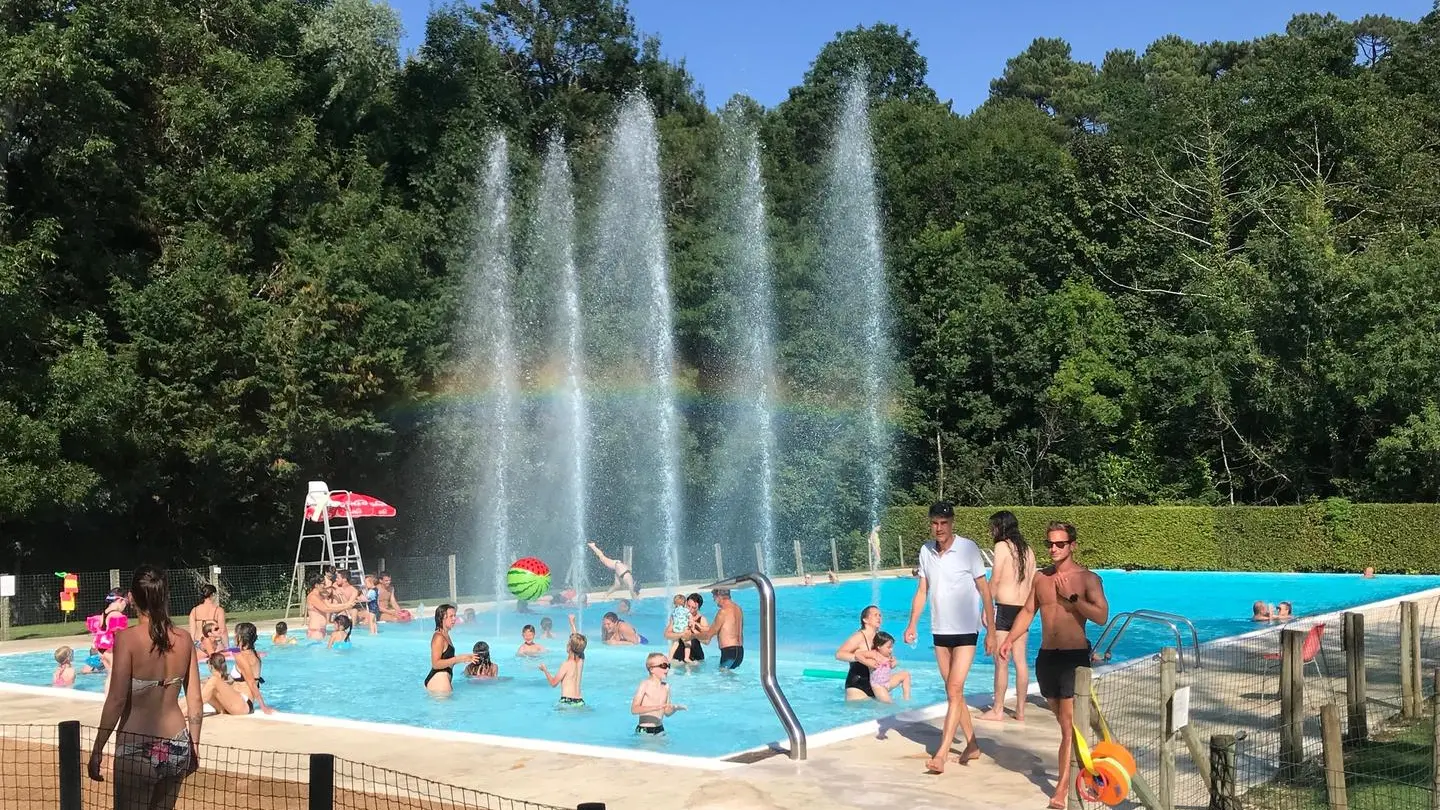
[330,570,376,634]
[998,521,1109,810]
[601,612,641,645]
[377,572,403,621]
[305,576,350,640]
[903,501,994,773]
[698,588,745,669]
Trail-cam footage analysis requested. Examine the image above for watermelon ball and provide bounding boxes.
[507,557,551,601]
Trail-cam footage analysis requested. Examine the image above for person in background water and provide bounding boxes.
[377,572,404,622]
[632,652,685,736]
[53,646,76,688]
[903,501,994,773]
[1363,566,1376,579]
[424,604,477,695]
[539,616,555,639]
[464,641,499,678]
[587,541,640,600]
[232,622,275,714]
[1275,601,1293,620]
[981,510,1038,722]
[271,621,297,646]
[197,621,224,658]
[601,611,642,645]
[517,625,545,657]
[697,588,744,670]
[616,598,632,615]
[188,584,228,652]
[539,616,586,707]
[998,521,1110,810]
[88,565,203,808]
[327,615,353,649]
[1251,601,1274,622]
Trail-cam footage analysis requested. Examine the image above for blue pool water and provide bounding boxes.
[2,571,1437,758]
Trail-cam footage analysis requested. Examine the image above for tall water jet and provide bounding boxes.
[459,134,519,632]
[715,116,780,574]
[823,76,892,574]
[589,94,684,587]
[529,136,592,615]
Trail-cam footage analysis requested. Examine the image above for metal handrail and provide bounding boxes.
[1094,609,1202,671]
[705,572,807,760]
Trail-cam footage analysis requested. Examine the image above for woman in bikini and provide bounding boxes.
[835,605,882,701]
[88,565,203,810]
[587,541,640,600]
[187,584,228,651]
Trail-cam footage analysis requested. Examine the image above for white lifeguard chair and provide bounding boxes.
[284,482,394,620]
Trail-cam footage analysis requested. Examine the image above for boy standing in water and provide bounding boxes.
[998,521,1109,810]
[539,615,586,707]
[632,652,686,735]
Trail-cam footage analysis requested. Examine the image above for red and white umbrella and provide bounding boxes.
[304,490,397,522]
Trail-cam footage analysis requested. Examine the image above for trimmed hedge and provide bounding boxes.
[866,502,1440,574]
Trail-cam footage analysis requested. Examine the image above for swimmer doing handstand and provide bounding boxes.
[587,541,640,600]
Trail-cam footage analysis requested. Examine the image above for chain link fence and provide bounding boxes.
[0,722,582,810]
[1083,590,1440,810]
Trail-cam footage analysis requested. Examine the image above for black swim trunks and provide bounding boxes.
[719,645,745,669]
[1036,647,1092,699]
[932,633,978,648]
[635,724,665,735]
[844,660,874,697]
[994,604,1022,632]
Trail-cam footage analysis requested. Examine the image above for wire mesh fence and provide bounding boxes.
[1084,592,1440,810]
[0,722,581,810]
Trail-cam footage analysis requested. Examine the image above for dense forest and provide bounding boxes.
[3,0,1440,571]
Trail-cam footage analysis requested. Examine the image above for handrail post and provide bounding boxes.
[705,572,806,759]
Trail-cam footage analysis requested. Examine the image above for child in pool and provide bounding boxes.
[271,621,298,646]
[669,593,696,663]
[199,620,224,657]
[202,652,253,714]
[465,641,499,678]
[462,607,477,624]
[53,646,76,688]
[539,616,555,639]
[632,652,685,735]
[539,616,585,708]
[517,625,545,657]
[864,631,911,703]
[327,614,353,649]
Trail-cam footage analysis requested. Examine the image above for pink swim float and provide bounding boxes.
[85,613,129,651]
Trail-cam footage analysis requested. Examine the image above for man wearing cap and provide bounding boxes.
[904,501,994,773]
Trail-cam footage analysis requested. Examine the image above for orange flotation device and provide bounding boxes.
[1073,685,1138,806]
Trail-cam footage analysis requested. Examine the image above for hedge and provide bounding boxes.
[861,501,1440,574]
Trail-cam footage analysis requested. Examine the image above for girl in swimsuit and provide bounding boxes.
[88,565,203,809]
[231,622,275,714]
[425,604,476,694]
[835,605,882,701]
[587,541,640,600]
[201,652,252,715]
[327,615,353,649]
[464,641,499,678]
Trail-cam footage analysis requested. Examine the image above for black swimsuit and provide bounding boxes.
[425,637,455,686]
[844,633,875,697]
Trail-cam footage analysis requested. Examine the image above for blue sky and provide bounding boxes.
[386,1,1435,112]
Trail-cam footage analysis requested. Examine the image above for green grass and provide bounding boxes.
[1250,716,1435,810]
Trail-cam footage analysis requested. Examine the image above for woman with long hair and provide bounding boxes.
[231,622,275,714]
[834,605,883,701]
[980,510,1038,722]
[187,584,228,651]
[425,604,477,694]
[88,565,203,809]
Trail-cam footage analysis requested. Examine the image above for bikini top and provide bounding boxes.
[130,675,184,692]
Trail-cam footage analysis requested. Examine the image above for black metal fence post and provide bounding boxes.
[577,803,606,810]
[308,753,335,810]
[58,720,81,810]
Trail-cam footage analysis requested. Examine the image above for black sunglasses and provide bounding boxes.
[1045,540,1074,549]
[650,662,671,669]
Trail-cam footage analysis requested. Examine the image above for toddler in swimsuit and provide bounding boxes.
[669,595,695,663]
[866,631,912,703]
[53,646,76,688]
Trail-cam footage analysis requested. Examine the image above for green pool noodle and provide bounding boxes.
[802,668,848,679]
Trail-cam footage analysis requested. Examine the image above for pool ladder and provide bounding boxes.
[1094,609,1202,671]
[706,571,807,760]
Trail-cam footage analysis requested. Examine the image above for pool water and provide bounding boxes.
[2,571,1436,758]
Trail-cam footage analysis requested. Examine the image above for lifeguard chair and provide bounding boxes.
[284,481,396,620]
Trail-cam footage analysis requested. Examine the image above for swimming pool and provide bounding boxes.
[2,571,1437,758]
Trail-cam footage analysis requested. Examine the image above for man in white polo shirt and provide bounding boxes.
[904,501,994,773]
